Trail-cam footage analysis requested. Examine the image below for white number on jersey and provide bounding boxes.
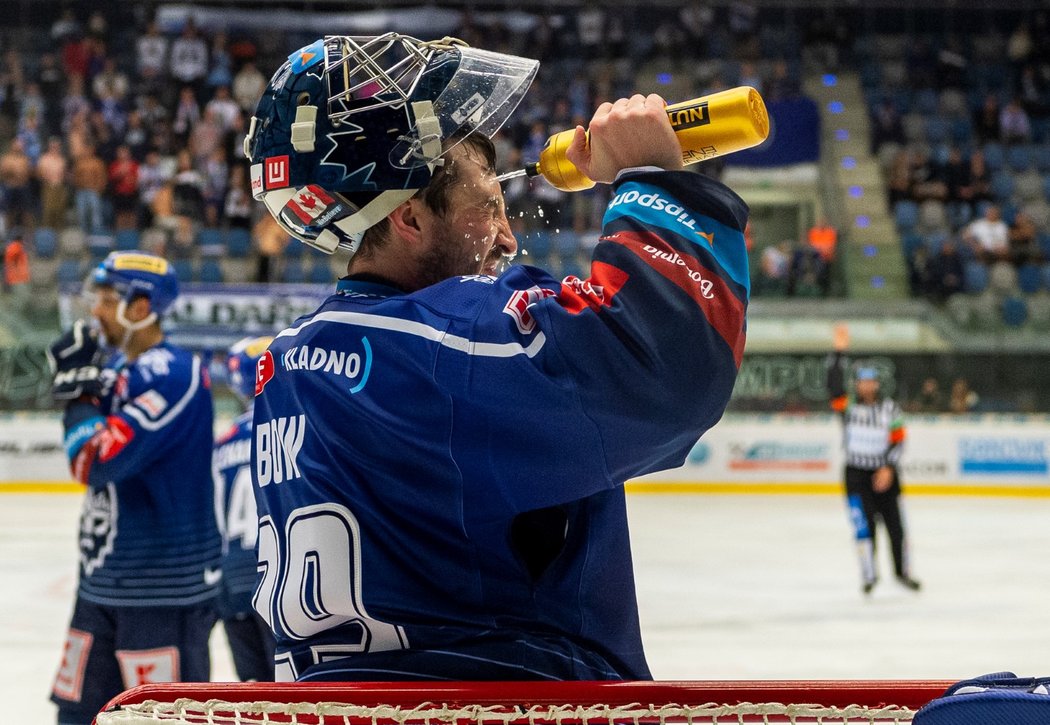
[254,503,408,650]
[225,466,258,549]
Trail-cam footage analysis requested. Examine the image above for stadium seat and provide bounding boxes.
[1041,262,1050,291]
[196,227,224,257]
[282,259,305,283]
[56,259,82,286]
[902,113,925,143]
[1014,170,1044,202]
[990,172,1015,202]
[1006,145,1033,172]
[308,262,332,284]
[32,227,57,258]
[1027,292,1050,330]
[283,236,302,257]
[114,229,140,251]
[1033,145,1050,173]
[173,259,194,283]
[901,231,924,257]
[86,233,114,257]
[1001,296,1028,327]
[924,117,949,144]
[1017,263,1042,294]
[226,227,252,257]
[963,260,989,293]
[988,261,1018,295]
[1022,200,1050,229]
[918,200,948,233]
[58,227,85,256]
[982,143,1005,172]
[950,117,973,144]
[198,259,224,284]
[520,229,552,261]
[893,200,920,231]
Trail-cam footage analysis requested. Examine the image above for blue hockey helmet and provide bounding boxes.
[243,33,538,257]
[90,252,179,331]
[226,335,274,403]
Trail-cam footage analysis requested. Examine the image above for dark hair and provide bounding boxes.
[353,133,497,261]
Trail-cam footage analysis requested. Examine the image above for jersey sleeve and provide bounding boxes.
[65,352,208,488]
[455,170,749,510]
[886,400,906,465]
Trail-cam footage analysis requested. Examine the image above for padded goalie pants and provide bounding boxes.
[844,465,909,584]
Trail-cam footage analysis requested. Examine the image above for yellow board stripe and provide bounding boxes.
[4,481,1050,498]
[624,481,1050,498]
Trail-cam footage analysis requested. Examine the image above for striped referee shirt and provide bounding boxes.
[827,352,906,470]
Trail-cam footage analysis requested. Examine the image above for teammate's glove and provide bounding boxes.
[47,320,106,402]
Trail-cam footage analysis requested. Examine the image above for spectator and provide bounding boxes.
[170,149,205,250]
[757,240,792,296]
[908,244,939,300]
[189,106,224,166]
[0,138,35,233]
[223,163,253,230]
[231,60,266,114]
[807,217,838,263]
[108,144,140,230]
[910,377,944,413]
[205,31,233,90]
[788,243,828,297]
[36,137,70,229]
[962,203,1010,263]
[21,82,46,130]
[123,110,150,160]
[949,377,979,413]
[172,85,201,145]
[50,8,81,43]
[204,85,240,133]
[200,146,228,227]
[93,58,129,104]
[908,146,948,202]
[999,96,1031,143]
[169,20,209,102]
[870,97,905,154]
[931,237,965,300]
[973,93,1001,144]
[136,149,171,228]
[17,112,43,166]
[136,19,169,93]
[37,53,65,136]
[71,143,108,234]
[1007,210,1040,266]
[3,237,30,304]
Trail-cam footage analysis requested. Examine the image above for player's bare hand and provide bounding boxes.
[872,466,894,493]
[565,94,683,184]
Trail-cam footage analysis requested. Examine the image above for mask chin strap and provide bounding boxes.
[116,299,157,351]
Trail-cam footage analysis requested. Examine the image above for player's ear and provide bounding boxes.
[388,198,426,246]
[126,296,153,323]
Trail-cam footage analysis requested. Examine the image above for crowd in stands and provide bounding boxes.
[870,12,1050,327]
[0,3,812,291]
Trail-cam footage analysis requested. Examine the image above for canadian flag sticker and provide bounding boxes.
[264,155,290,189]
[286,185,336,224]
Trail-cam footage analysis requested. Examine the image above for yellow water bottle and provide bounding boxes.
[526,86,769,192]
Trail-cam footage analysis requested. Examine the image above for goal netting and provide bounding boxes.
[94,680,950,725]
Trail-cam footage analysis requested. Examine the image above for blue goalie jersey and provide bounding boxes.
[213,409,260,618]
[252,169,749,682]
[64,341,221,607]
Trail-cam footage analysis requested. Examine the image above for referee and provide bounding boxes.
[827,326,921,595]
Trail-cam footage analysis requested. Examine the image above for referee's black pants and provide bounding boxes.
[844,465,909,578]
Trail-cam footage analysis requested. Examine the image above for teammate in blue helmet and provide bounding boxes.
[47,251,219,724]
[248,34,750,684]
[213,335,276,682]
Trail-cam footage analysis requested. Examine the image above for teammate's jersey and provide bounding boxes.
[214,408,260,618]
[64,341,221,607]
[252,169,749,681]
[827,352,906,470]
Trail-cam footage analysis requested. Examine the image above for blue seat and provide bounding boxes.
[196,227,224,256]
[520,229,552,259]
[1039,233,1050,259]
[114,229,140,251]
[1006,145,1033,172]
[1018,263,1042,294]
[56,259,82,286]
[282,259,305,283]
[32,227,57,258]
[1002,296,1028,327]
[925,117,949,144]
[283,236,302,257]
[308,262,332,284]
[990,172,1015,202]
[901,231,924,256]
[893,200,920,231]
[950,117,973,144]
[198,259,223,284]
[963,260,989,293]
[173,259,194,282]
[86,234,113,256]
[1033,146,1050,173]
[982,143,1005,172]
[1041,262,1050,291]
[226,227,252,257]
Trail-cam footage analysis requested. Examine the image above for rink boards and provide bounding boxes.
[3,413,1049,496]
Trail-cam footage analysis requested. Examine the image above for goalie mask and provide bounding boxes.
[244,33,539,257]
